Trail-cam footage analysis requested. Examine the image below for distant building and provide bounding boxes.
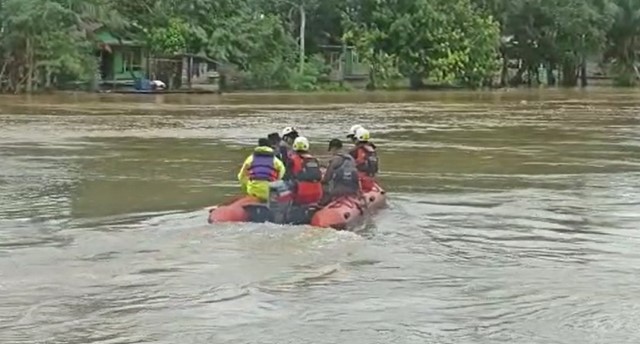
[149,53,220,91]
[95,28,149,87]
[95,28,219,92]
[318,45,369,82]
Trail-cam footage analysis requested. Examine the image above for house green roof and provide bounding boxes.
[95,28,143,47]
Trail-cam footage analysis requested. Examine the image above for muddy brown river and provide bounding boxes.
[1,89,640,343]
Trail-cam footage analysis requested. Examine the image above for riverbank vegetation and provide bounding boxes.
[1,0,639,93]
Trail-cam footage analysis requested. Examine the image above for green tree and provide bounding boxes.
[147,18,188,55]
[0,0,127,92]
[4,0,640,93]
[475,0,613,87]
[604,0,640,85]
[344,0,500,89]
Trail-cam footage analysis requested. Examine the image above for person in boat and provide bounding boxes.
[268,132,280,144]
[237,138,286,202]
[347,125,378,151]
[319,138,360,206]
[289,136,323,206]
[279,127,299,180]
[267,132,281,152]
[346,124,363,144]
[349,127,379,192]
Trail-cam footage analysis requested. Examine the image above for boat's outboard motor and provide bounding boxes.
[268,180,294,224]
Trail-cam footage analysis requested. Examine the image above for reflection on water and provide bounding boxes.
[1,90,640,343]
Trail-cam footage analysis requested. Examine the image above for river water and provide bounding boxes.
[1,89,639,343]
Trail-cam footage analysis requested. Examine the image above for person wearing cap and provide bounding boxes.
[346,124,363,144]
[349,127,379,192]
[319,138,360,205]
[289,136,323,206]
[267,132,281,147]
[279,127,300,181]
[237,138,286,201]
[267,132,282,157]
[346,125,378,147]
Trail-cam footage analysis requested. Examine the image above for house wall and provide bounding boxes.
[345,51,353,75]
[321,48,369,81]
[110,48,146,80]
[181,57,215,86]
[193,62,210,83]
[345,50,368,76]
[112,52,124,79]
[96,29,147,81]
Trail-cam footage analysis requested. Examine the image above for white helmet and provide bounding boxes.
[355,127,370,142]
[347,124,363,138]
[281,126,298,137]
[292,136,310,151]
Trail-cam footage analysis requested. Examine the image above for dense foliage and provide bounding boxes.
[0,0,639,92]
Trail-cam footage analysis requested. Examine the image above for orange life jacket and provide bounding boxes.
[353,143,379,177]
[290,152,323,204]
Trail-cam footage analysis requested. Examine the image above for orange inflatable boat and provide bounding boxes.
[207,182,387,230]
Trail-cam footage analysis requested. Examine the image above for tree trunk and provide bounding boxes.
[26,37,33,93]
[546,62,556,86]
[499,51,508,87]
[33,67,40,91]
[579,34,587,87]
[8,64,15,93]
[0,60,8,88]
[366,64,376,90]
[16,65,25,93]
[298,5,306,75]
[509,60,526,86]
[187,56,193,89]
[45,66,52,89]
[409,73,424,90]
[580,59,587,87]
[561,61,578,87]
